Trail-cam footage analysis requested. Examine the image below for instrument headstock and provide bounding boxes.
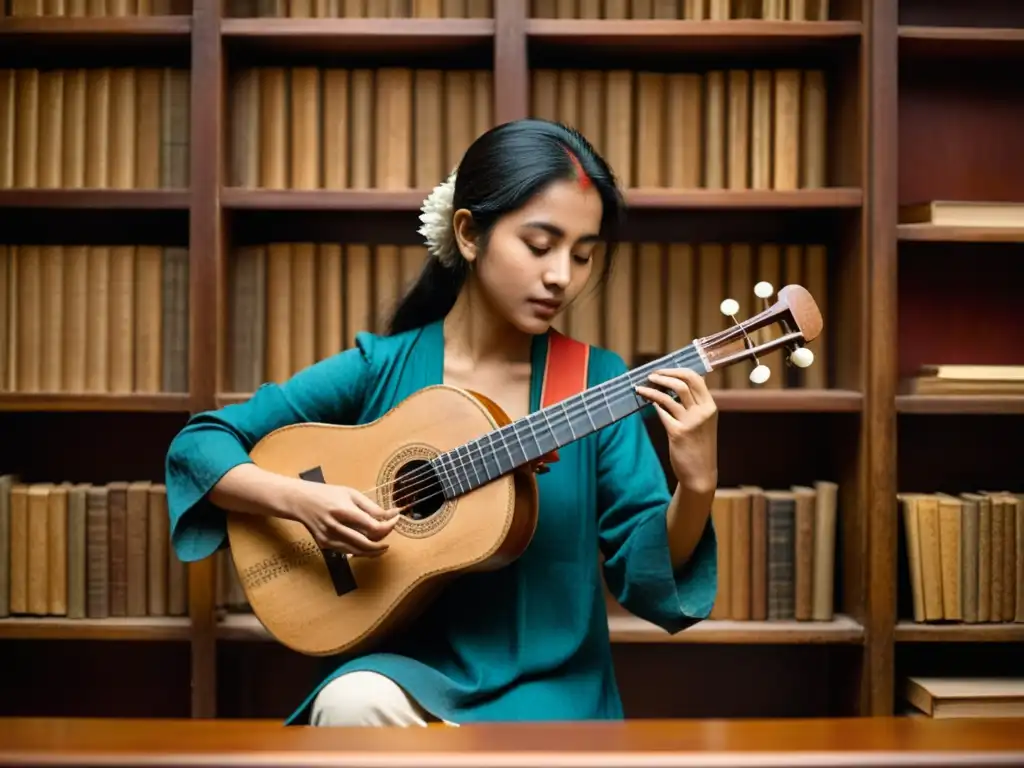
[697,282,823,385]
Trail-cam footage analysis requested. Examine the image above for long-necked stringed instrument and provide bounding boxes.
[226,282,822,656]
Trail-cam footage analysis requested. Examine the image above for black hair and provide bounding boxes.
[384,118,626,336]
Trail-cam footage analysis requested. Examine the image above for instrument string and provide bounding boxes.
[352,345,710,508]
[362,344,708,505]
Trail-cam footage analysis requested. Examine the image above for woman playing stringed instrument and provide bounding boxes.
[164,119,720,727]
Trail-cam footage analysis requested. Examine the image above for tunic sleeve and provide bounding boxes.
[164,333,378,563]
[592,350,718,634]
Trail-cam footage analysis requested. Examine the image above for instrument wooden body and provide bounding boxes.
[226,284,823,657]
[226,385,540,657]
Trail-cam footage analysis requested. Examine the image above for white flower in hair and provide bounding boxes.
[418,169,459,267]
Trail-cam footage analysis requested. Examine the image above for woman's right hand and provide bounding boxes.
[291,481,400,557]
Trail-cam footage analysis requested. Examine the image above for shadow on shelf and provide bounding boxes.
[226,204,426,247]
[620,196,858,243]
[0,16,192,68]
[0,201,189,247]
[222,188,862,247]
[899,0,1024,31]
[896,413,1023,495]
[0,639,192,719]
[212,633,864,720]
[0,409,189,486]
[894,642,1024,697]
[526,19,862,71]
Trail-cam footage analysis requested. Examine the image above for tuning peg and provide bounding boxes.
[719,298,739,317]
[754,281,774,299]
[790,347,814,368]
[749,364,771,385]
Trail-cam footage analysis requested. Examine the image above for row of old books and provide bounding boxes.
[211,481,840,621]
[531,0,830,19]
[228,241,426,391]
[226,64,826,192]
[1,0,189,14]
[0,67,190,191]
[227,0,491,16]
[900,491,1023,624]
[532,67,826,190]
[228,66,492,190]
[226,240,829,394]
[0,475,188,619]
[709,481,838,621]
[0,244,190,395]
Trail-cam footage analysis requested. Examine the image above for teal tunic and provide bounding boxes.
[165,319,718,725]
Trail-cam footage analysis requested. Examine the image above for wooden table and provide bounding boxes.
[1,717,1022,767]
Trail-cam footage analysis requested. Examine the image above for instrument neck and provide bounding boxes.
[431,342,707,499]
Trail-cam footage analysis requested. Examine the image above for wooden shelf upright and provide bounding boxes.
[1,0,1016,726]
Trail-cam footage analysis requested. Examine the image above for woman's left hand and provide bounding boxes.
[635,368,719,495]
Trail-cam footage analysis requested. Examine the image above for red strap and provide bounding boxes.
[541,330,590,407]
[533,330,589,471]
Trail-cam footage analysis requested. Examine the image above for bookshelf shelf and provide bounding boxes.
[219,188,862,212]
[625,188,862,209]
[0,616,191,642]
[897,224,1024,243]
[0,15,191,41]
[220,188,430,211]
[220,17,494,58]
[894,621,1024,644]
[525,19,862,57]
[894,395,1024,415]
[217,610,865,646]
[0,393,191,413]
[0,189,190,211]
[889,0,1024,721]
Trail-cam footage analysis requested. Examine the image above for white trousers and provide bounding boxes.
[309,670,457,727]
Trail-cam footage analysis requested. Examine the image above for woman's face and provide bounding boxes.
[463,178,605,336]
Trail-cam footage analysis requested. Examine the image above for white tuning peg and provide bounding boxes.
[749,364,771,385]
[754,281,774,299]
[719,298,739,317]
[790,347,814,368]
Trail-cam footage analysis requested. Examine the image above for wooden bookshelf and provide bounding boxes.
[885,0,1024,724]
[899,25,1024,60]
[0,0,1016,729]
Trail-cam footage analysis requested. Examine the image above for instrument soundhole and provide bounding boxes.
[394,459,444,522]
